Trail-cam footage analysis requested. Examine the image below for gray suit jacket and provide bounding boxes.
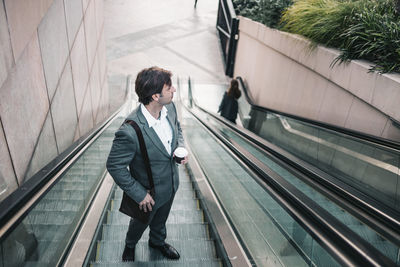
[106,102,185,209]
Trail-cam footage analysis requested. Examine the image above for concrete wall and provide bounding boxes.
[234,16,400,142]
[0,0,111,201]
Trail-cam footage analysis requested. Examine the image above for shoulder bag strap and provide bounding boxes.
[125,120,155,194]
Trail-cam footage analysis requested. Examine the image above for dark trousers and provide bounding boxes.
[125,193,175,248]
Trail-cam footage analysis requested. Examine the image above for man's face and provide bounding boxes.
[157,83,176,105]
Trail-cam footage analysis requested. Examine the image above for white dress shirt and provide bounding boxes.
[140,104,173,155]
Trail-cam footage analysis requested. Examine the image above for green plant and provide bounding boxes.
[281,0,400,73]
[281,0,361,47]
[233,0,293,28]
[232,0,261,19]
[337,1,400,73]
[256,0,293,28]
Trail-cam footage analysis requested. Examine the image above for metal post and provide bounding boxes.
[188,77,193,108]
[225,18,239,77]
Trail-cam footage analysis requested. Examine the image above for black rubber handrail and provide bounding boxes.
[237,76,400,152]
[0,98,126,241]
[186,104,394,266]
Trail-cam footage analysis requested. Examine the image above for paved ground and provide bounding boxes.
[104,0,230,110]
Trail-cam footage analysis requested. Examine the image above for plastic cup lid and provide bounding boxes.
[174,147,188,157]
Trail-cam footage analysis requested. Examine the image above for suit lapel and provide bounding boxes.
[167,114,177,151]
[137,107,171,158]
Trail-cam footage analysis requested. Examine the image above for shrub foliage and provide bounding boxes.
[234,0,400,73]
[281,0,400,73]
[233,0,293,28]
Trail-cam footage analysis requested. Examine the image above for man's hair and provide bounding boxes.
[135,66,172,105]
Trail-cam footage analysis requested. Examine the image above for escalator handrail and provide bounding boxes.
[0,89,130,241]
[237,76,400,152]
[187,103,394,267]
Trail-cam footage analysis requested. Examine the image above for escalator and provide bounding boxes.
[0,101,128,266]
[1,75,399,267]
[0,97,225,265]
[91,167,222,266]
[183,77,400,265]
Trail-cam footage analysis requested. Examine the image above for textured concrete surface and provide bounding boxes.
[70,23,90,114]
[372,73,400,122]
[64,0,83,47]
[84,0,98,69]
[79,85,95,136]
[0,0,14,89]
[89,55,102,121]
[4,0,53,61]
[317,82,353,127]
[0,0,107,193]
[95,79,109,124]
[0,33,48,182]
[0,121,18,201]
[104,0,229,103]
[38,0,69,100]
[24,112,58,182]
[51,60,79,153]
[98,31,107,87]
[95,0,104,39]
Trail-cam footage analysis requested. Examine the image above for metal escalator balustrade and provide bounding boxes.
[182,78,398,264]
[181,105,362,266]
[194,106,400,265]
[186,104,396,266]
[0,100,135,266]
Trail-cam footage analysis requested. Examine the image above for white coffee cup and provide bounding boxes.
[174,147,188,164]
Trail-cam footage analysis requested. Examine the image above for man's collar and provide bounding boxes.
[140,104,168,128]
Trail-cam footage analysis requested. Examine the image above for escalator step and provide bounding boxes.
[111,197,199,212]
[101,223,210,241]
[28,224,68,242]
[33,199,82,212]
[66,169,105,176]
[95,240,217,262]
[374,241,399,260]
[52,182,92,191]
[42,189,89,200]
[107,210,204,225]
[26,211,76,225]
[113,188,196,200]
[90,259,222,267]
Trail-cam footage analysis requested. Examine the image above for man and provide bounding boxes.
[106,66,188,262]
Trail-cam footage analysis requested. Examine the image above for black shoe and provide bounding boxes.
[122,245,135,261]
[149,241,180,260]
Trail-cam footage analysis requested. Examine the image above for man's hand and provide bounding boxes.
[139,192,155,212]
[180,156,189,165]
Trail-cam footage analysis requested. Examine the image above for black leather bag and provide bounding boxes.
[119,120,155,224]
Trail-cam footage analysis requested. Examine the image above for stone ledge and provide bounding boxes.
[238,16,400,122]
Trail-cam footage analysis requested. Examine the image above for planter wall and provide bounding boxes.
[234,16,400,141]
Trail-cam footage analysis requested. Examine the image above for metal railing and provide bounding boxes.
[217,0,239,77]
